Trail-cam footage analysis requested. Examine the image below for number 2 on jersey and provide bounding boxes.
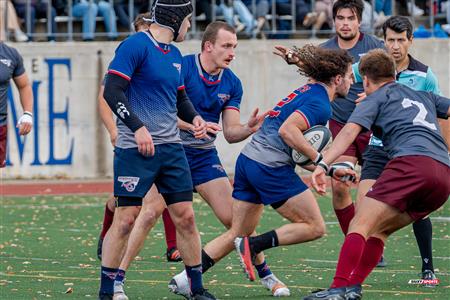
[401,98,437,130]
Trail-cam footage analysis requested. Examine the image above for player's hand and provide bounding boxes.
[134,126,155,156]
[273,45,299,65]
[206,122,222,136]
[331,168,358,186]
[311,166,327,196]
[355,92,367,105]
[247,108,269,133]
[109,129,118,147]
[16,112,33,135]
[192,115,208,139]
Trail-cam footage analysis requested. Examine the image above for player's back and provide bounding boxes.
[242,83,331,168]
[362,82,449,166]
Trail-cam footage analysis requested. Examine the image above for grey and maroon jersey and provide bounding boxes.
[348,82,450,167]
[0,42,26,126]
[321,33,384,124]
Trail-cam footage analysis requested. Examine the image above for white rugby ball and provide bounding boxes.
[292,125,332,166]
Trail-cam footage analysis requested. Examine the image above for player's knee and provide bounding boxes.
[115,215,136,236]
[174,210,196,234]
[332,183,351,203]
[313,220,327,239]
[139,209,159,229]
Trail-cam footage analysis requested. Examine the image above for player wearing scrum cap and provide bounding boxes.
[98,1,216,299]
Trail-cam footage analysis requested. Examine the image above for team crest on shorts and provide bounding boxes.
[118,176,140,192]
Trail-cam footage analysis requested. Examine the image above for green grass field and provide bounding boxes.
[0,193,448,299]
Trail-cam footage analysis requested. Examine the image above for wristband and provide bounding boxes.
[313,152,323,166]
[317,161,329,173]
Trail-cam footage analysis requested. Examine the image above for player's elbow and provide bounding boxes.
[278,124,290,141]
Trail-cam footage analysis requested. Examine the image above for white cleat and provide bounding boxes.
[168,270,191,299]
[261,274,291,297]
[113,280,129,300]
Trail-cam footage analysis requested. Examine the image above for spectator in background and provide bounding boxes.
[72,0,118,41]
[12,0,57,41]
[114,0,149,29]
[0,0,28,41]
[242,0,269,35]
[303,0,333,30]
[374,0,391,16]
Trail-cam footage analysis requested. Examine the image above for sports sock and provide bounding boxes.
[413,217,434,272]
[114,269,126,283]
[331,232,366,288]
[162,208,177,250]
[100,204,114,239]
[185,264,203,295]
[255,260,272,278]
[249,230,279,254]
[99,266,118,295]
[348,237,384,285]
[334,203,355,235]
[201,249,215,274]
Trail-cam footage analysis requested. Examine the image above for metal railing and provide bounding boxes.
[1,0,448,42]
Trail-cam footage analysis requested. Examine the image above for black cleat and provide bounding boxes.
[376,255,387,267]
[97,237,103,260]
[166,247,183,262]
[98,293,112,300]
[421,270,439,287]
[345,284,362,300]
[191,288,216,300]
[303,287,346,300]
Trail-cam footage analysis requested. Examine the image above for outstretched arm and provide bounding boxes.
[222,108,268,143]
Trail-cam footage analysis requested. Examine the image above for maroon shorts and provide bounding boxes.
[366,156,450,221]
[329,119,370,165]
[0,125,6,168]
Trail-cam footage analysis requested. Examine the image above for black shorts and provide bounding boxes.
[360,145,390,181]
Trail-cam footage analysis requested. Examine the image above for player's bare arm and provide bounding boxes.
[13,72,33,136]
[98,85,117,146]
[222,108,268,143]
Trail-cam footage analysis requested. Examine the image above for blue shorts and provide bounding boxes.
[113,144,193,204]
[184,146,228,186]
[361,145,390,180]
[232,154,308,206]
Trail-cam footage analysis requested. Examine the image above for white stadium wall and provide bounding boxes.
[3,40,450,179]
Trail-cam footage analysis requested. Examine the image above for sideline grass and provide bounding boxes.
[0,194,448,299]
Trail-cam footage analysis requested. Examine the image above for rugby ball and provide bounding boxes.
[292,125,332,166]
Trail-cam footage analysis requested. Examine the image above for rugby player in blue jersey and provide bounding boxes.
[306,49,450,300]
[353,16,443,285]
[99,1,215,299]
[171,45,354,298]
[169,21,290,297]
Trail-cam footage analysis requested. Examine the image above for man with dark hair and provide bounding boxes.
[0,42,33,167]
[169,21,290,298]
[305,48,450,300]
[353,15,442,285]
[99,1,216,299]
[320,0,384,250]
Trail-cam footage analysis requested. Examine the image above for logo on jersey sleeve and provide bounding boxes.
[218,93,230,103]
[172,63,182,74]
[117,102,130,119]
[118,176,140,192]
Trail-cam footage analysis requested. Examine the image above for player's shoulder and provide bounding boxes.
[320,37,338,49]
[222,67,241,86]
[360,33,384,49]
[0,42,22,60]
[408,55,429,73]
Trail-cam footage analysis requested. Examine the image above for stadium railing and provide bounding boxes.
[1,0,448,41]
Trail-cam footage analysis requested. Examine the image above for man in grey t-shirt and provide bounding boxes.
[0,42,33,167]
[304,49,449,300]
